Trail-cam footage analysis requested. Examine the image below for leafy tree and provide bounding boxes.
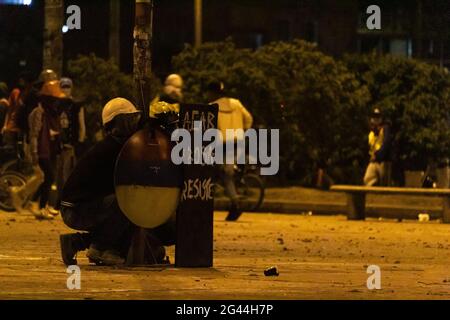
[253,40,370,183]
[344,53,450,170]
[174,39,370,184]
[67,54,160,144]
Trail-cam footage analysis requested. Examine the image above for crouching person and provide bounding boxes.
[59,98,142,266]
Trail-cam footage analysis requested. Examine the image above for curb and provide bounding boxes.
[214,199,442,220]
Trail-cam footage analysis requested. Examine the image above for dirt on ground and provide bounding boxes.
[0,206,449,300]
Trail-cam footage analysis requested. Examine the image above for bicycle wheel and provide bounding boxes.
[2,160,34,177]
[0,172,27,212]
[236,173,265,212]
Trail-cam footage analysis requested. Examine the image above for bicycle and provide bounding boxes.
[0,144,34,212]
[214,164,265,212]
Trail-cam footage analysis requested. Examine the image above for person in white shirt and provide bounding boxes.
[206,81,253,221]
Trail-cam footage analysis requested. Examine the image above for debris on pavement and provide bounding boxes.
[264,266,279,276]
[418,213,430,222]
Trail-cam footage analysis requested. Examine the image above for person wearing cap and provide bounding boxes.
[206,80,253,221]
[28,80,65,220]
[59,98,143,266]
[16,70,58,147]
[364,108,393,186]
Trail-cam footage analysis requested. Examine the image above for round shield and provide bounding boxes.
[114,127,183,228]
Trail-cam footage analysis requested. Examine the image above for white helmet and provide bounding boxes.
[164,74,183,88]
[163,74,183,101]
[102,98,140,125]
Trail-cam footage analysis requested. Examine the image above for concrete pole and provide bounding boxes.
[43,0,63,76]
[133,0,154,114]
[128,0,154,266]
[194,0,202,47]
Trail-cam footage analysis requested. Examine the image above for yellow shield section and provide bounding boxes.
[116,185,180,228]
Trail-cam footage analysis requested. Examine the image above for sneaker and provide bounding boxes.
[100,250,125,266]
[86,246,125,266]
[46,206,60,216]
[26,201,39,215]
[86,245,104,265]
[33,207,54,220]
[9,186,24,212]
[60,233,90,266]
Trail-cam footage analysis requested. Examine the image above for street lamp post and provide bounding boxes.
[194,0,202,47]
[109,0,121,65]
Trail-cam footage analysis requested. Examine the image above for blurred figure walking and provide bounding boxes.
[206,80,253,221]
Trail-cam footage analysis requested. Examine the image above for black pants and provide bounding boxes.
[61,194,176,253]
[61,195,134,253]
[33,158,55,209]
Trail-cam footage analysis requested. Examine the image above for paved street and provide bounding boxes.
[0,209,449,300]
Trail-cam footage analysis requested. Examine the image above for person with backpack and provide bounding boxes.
[206,81,253,221]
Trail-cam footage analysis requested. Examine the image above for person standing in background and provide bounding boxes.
[0,82,9,145]
[54,77,86,211]
[364,108,393,186]
[152,74,184,105]
[2,87,23,154]
[15,70,58,163]
[28,80,65,220]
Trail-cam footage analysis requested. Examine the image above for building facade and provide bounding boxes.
[1,0,450,84]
